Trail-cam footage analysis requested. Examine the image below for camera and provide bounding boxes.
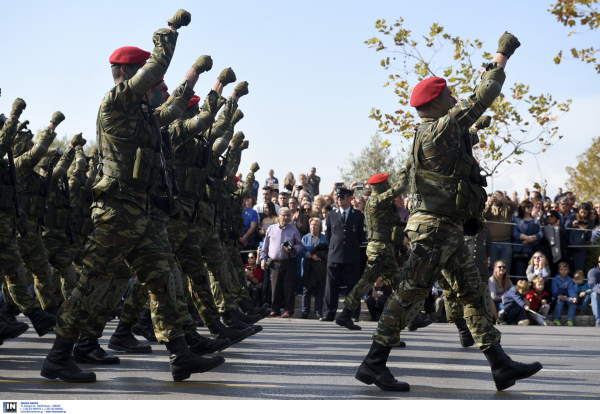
[335,182,344,189]
[357,184,364,191]
[297,185,303,190]
[282,240,295,254]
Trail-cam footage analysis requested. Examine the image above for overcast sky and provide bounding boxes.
[2,0,598,199]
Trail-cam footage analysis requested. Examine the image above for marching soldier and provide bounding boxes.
[41,10,226,383]
[0,98,56,337]
[355,32,542,392]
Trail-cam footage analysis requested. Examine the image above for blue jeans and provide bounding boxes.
[495,301,505,313]
[491,242,513,276]
[591,292,600,324]
[553,298,576,321]
[576,294,591,311]
[503,302,526,324]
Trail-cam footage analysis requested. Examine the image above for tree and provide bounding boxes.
[338,132,407,186]
[364,17,571,184]
[550,0,600,74]
[565,136,600,203]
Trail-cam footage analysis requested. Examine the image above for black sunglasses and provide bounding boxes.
[496,266,506,269]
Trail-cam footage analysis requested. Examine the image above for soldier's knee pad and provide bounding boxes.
[72,276,111,314]
[66,265,77,285]
[147,271,177,304]
[172,266,184,296]
[385,295,426,331]
[460,282,494,323]
[108,279,130,310]
[17,263,27,285]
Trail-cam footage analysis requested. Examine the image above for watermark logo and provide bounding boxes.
[3,402,17,413]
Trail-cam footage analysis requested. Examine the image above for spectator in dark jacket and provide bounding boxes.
[586,258,600,327]
[565,203,594,273]
[465,226,492,281]
[512,200,543,277]
[365,277,392,321]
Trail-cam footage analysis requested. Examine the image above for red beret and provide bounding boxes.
[187,95,201,109]
[410,77,447,108]
[109,47,151,65]
[368,173,389,184]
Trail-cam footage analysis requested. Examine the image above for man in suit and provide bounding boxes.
[322,187,367,321]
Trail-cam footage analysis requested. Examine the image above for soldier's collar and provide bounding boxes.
[419,118,437,124]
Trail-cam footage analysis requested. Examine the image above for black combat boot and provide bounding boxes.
[223,312,262,334]
[0,321,29,345]
[188,305,204,327]
[239,301,270,317]
[355,341,410,391]
[455,319,475,348]
[483,342,543,391]
[166,336,225,381]
[185,330,231,355]
[235,308,263,324]
[108,320,152,353]
[335,307,362,330]
[41,337,96,383]
[25,308,56,337]
[0,303,20,324]
[132,308,157,342]
[73,337,120,365]
[208,319,254,345]
[407,316,433,331]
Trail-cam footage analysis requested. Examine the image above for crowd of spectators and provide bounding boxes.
[236,169,600,327]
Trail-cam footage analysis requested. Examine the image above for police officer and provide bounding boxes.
[355,32,542,392]
[322,186,367,322]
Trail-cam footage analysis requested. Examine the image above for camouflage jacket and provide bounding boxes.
[69,146,93,237]
[0,116,19,241]
[95,27,179,209]
[365,178,406,245]
[43,147,75,239]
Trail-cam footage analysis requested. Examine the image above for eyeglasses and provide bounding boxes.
[303,209,311,212]
[496,266,507,269]
[525,205,533,209]
[533,256,542,259]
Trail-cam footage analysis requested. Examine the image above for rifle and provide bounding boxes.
[61,174,74,244]
[7,147,27,238]
[149,111,173,213]
[40,159,55,227]
[161,128,179,196]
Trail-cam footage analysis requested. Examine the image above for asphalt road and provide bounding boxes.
[1,317,598,400]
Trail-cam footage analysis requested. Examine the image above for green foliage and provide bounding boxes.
[338,132,408,187]
[550,0,599,73]
[565,136,600,203]
[365,17,571,180]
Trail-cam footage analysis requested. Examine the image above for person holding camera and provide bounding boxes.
[484,191,518,276]
[260,207,303,318]
[293,174,314,199]
[365,278,392,321]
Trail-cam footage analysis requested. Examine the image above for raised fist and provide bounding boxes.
[192,55,213,74]
[11,98,26,117]
[71,133,86,148]
[497,32,520,58]
[250,162,260,173]
[234,81,249,97]
[218,68,237,86]
[167,9,191,29]
[50,111,65,126]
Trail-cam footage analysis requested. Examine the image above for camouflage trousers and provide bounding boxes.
[69,231,87,272]
[225,242,251,303]
[0,234,38,315]
[166,211,222,326]
[43,231,77,302]
[55,194,182,344]
[117,215,196,335]
[372,214,501,351]
[209,219,237,315]
[17,219,56,310]
[343,241,402,312]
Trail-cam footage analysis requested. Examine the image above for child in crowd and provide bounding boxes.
[501,280,531,326]
[573,270,592,316]
[526,276,552,325]
[551,262,577,326]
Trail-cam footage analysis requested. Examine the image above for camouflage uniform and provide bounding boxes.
[343,182,405,314]
[55,26,183,344]
[41,147,78,302]
[0,116,38,315]
[14,126,59,310]
[372,64,505,351]
[68,147,94,273]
